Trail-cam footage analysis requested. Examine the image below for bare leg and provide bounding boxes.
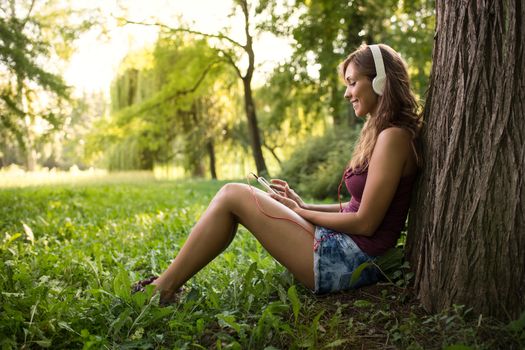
[152,183,315,300]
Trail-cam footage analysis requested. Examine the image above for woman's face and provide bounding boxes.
[343,62,379,117]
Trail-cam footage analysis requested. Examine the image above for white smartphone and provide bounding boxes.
[251,173,278,194]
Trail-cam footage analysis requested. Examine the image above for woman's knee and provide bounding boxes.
[215,183,250,207]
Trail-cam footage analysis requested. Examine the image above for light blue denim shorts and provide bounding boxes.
[313,226,380,294]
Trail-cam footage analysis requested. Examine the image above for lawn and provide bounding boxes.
[0,174,521,349]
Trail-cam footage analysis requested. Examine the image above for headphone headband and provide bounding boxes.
[369,45,386,95]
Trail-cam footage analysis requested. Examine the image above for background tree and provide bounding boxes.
[407,0,524,320]
[0,0,96,169]
[57,92,106,169]
[90,33,238,178]
[125,0,272,175]
[263,0,434,127]
[280,0,391,127]
[255,63,330,166]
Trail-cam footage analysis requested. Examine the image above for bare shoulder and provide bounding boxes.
[378,127,412,140]
[376,127,412,149]
[376,127,417,174]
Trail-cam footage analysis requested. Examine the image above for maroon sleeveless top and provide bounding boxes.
[342,168,416,256]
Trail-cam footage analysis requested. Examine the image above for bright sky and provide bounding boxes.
[64,0,294,97]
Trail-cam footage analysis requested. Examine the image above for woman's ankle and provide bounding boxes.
[152,280,178,296]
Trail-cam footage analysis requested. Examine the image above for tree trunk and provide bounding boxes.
[19,79,36,171]
[140,148,154,170]
[242,78,268,176]
[329,74,343,126]
[23,123,37,171]
[407,0,525,321]
[207,139,217,179]
[238,0,268,176]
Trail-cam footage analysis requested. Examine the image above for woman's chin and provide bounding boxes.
[354,110,365,117]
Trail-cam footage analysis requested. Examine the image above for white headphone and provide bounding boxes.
[369,45,386,96]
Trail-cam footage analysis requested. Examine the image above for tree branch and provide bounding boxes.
[122,18,246,50]
[262,142,282,165]
[122,59,223,118]
[237,0,254,82]
[215,48,243,79]
[21,0,36,26]
[239,0,251,48]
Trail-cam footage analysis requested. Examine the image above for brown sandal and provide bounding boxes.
[131,275,158,294]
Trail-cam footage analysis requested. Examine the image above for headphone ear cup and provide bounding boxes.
[372,76,385,96]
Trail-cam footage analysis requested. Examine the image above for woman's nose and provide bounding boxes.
[344,86,351,100]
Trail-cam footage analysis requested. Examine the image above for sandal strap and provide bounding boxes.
[131,275,159,294]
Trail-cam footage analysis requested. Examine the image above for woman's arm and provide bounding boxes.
[271,128,412,236]
[302,203,348,212]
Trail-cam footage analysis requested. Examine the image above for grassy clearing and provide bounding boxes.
[0,175,522,349]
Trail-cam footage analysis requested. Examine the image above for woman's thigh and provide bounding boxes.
[219,183,316,289]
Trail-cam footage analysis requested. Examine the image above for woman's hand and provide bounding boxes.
[269,192,301,212]
[270,179,306,209]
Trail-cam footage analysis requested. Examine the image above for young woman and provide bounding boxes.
[133,43,422,303]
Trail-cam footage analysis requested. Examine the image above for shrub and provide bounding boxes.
[278,126,360,199]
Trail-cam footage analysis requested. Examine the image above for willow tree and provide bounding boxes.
[407,0,524,320]
[126,0,269,175]
[98,34,236,177]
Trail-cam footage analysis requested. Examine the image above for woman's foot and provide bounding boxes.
[131,275,183,306]
[158,288,184,306]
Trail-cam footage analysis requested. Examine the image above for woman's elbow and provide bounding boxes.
[359,226,375,237]
[354,216,378,237]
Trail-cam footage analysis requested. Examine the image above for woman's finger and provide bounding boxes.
[270,184,287,194]
[270,183,285,190]
[269,192,282,200]
[270,179,288,186]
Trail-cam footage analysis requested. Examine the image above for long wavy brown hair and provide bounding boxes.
[339,44,423,171]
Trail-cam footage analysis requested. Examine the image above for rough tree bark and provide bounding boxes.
[407,0,525,321]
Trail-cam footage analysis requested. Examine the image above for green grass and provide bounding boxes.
[0,175,522,349]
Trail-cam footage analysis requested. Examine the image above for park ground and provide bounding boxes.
[0,172,522,349]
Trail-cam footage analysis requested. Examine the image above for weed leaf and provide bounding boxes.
[443,345,473,350]
[113,269,131,301]
[324,339,348,348]
[35,339,52,347]
[353,300,373,308]
[287,285,301,324]
[349,261,371,287]
[1,232,22,249]
[110,308,132,335]
[21,222,35,244]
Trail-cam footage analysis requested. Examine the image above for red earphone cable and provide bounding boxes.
[245,175,314,238]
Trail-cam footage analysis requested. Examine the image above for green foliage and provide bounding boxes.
[381,0,435,98]
[263,0,434,125]
[0,176,519,349]
[507,310,525,343]
[92,33,239,175]
[83,0,435,178]
[58,92,107,169]
[255,63,332,164]
[0,0,98,168]
[278,126,360,199]
[1,0,435,179]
